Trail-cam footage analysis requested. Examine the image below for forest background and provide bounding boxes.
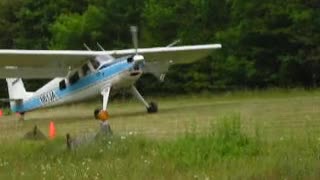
[0,0,319,100]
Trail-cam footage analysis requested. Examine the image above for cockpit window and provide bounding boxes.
[82,64,90,76]
[59,79,66,90]
[69,72,80,85]
[90,59,100,70]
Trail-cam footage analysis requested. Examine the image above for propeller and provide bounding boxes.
[128,26,169,81]
[127,25,144,64]
[130,26,139,55]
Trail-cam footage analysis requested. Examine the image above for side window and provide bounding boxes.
[82,64,90,76]
[59,80,66,90]
[90,59,100,70]
[69,72,80,85]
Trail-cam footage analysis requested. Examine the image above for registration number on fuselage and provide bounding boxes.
[39,91,57,104]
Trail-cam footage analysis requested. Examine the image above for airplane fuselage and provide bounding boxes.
[11,56,142,113]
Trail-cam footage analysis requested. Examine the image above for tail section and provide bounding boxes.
[5,78,33,110]
[6,78,28,100]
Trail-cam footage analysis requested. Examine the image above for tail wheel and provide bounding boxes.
[147,102,158,113]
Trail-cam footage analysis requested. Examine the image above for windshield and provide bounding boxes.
[90,59,100,70]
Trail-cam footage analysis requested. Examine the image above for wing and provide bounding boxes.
[0,50,94,78]
[0,44,221,78]
[111,44,222,64]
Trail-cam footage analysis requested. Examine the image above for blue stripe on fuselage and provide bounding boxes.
[12,58,133,112]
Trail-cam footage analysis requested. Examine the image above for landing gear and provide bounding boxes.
[18,112,25,121]
[94,108,110,120]
[147,102,158,113]
[94,86,113,136]
[99,110,109,120]
[94,109,109,121]
[94,86,111,121]
[131,86,158,113]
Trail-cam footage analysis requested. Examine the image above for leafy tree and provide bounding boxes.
[51,0,145,50]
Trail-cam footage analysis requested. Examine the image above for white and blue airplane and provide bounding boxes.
[0,27,221,121]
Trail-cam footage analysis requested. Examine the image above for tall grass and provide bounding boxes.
[1,115,320,179]
[159,114,261,170]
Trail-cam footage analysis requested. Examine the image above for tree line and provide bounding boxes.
[0,0,319,98]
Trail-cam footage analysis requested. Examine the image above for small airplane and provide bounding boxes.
[0,26,221,122]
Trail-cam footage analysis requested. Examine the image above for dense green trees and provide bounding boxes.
[0,0,319,98]
[216,0,320,88]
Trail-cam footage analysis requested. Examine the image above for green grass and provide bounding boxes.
[1,89,320,179]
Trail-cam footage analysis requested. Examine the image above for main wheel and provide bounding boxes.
[94,109,110,121]
[18,112,25,121]
[147,102,158,113]
[94,108,101,120]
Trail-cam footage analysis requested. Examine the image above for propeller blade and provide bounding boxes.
[130,26,139,54]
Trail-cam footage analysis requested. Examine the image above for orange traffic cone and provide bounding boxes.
[49,121,56,140]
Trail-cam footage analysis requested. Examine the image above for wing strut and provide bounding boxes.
[131,86,158,113]
[131,86,149,108]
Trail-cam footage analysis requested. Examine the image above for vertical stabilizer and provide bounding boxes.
[6,78,28,100]
[6,78,33,109]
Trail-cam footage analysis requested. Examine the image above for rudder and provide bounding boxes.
[5,78,34,111]
[6,78,28,100]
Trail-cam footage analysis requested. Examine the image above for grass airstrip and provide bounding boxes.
[1,89,320,179]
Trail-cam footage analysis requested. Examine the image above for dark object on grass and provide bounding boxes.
[23,125,47,140]
[95,122,113,139]
[66,122,113,150]
[66,132,98,150]
[66,133,72,150]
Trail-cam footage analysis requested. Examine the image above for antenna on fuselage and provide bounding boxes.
[83,43,92,51]
[97,42,105,51]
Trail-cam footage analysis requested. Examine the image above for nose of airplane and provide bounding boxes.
[133,54,144,62]
[129,55,144,76]
[126,54,144,63]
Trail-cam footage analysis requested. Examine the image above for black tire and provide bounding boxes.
[147,102,158,113]
[94,108,101,119]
